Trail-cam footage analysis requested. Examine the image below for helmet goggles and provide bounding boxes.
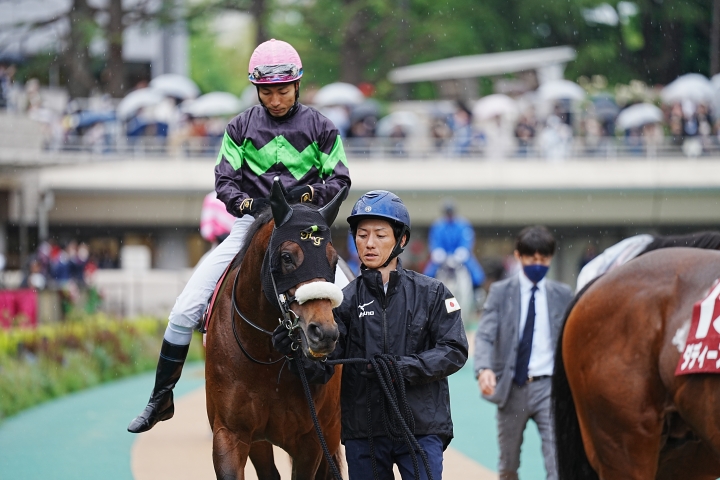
[249,63,303,84]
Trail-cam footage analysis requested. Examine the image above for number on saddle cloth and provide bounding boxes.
[676,278,720,375]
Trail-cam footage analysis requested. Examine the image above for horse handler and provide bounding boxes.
[127,38,350,434]
[273,190,468,480]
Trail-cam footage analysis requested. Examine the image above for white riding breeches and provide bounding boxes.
[168,215,350,329]
[169,216,255,329]
[575,234,654,293]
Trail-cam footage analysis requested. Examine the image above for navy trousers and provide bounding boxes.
[345,434,444,480]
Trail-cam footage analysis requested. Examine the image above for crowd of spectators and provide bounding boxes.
[0,72,234,155]
[3,67,720,159]
[21,240,96,291]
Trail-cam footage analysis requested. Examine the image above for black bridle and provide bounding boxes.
[229,237,304,366]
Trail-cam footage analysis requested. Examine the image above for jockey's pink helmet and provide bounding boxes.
[248,39,303,85]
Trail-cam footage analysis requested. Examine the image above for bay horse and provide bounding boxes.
[205,181,346,480]
[553,247,720,480]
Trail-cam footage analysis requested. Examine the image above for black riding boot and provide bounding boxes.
[127,340,189,433]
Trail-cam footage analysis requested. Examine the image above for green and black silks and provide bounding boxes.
[215,103,351,216]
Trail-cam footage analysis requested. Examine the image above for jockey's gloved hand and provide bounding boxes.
[238,197,270,217]
[286,186,313,204]
[272,324,295,357]
[359,363,377,380]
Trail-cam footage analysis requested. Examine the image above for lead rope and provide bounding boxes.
[293,353,434,480]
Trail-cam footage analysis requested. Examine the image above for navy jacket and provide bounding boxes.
[296,262,468,447]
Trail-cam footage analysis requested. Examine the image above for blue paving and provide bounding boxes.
[0,362,547,479]
[449,363,546,479]
[0,363,205,480]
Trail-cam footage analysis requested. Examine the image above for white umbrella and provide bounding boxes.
[537,79,586,101]
[183,92,242,117]
[116,88,165,120]
[149,74,200,100]
[661,73,714,104]
[472,94,519,120]
[616,103,663,130]
[710,73,720,115]
[376,111,419,137]
[711,72,720,91]
[313,82,365,107]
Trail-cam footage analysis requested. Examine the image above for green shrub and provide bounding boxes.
[0,314,204,423]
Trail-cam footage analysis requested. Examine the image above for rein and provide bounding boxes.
[229,266,285,366]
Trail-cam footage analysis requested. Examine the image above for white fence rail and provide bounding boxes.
[3,269,194,319]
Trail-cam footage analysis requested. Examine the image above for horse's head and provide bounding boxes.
[261,180,347,359]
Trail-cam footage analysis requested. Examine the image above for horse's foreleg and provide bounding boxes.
[286,432,325,480]
[212,425,251,480]
[249,441,281,480]
[314,449,344,480]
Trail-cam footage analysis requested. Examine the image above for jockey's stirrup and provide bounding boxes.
[127,339,189,434]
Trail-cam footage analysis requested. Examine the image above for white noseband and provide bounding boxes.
[294,282,344,308]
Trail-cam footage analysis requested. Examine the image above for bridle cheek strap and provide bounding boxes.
[294,281,344,308]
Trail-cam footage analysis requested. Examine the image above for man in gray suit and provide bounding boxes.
[474,226,573,480]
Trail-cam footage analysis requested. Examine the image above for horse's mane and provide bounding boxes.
[230,209,273,271]
[642,231,720,254]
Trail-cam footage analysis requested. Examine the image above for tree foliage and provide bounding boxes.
[269,0,716,94]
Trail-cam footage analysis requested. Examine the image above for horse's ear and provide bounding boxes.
[270,179,293,227]
[318,186,347,226]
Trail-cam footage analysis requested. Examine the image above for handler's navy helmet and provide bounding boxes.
[347,190,411,264]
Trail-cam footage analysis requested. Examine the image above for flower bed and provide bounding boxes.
[0,315,204,422]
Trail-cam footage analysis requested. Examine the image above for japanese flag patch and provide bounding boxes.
[445,297,461,313]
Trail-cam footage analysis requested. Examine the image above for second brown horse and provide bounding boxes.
[554,247,720,480]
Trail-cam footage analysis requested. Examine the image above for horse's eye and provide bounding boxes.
[281,252,293,264]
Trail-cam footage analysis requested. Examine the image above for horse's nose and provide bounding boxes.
[307,322,339,344]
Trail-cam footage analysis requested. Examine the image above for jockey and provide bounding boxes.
[128,39,351,434]
[576,231,720,293]
[423,200,485,289]
[273,191,468,479]
[575,234,654,293]
[200,191,235,246]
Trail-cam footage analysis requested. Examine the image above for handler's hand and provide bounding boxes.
[272,324,294,357]
[478,369,496,396]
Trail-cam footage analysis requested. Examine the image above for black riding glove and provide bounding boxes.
[272,324,295,357]
[237,197,270,217]
[286,185,313,204]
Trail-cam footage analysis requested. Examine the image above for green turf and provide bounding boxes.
[0,363,205,480]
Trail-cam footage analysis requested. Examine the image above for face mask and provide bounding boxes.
[523,264,549,284]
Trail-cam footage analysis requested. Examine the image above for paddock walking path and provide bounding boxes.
[0,352,548,479]
[132,387,494,480]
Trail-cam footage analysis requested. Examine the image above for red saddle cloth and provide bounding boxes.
[676,280,720,375]
[201,263,233,346]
